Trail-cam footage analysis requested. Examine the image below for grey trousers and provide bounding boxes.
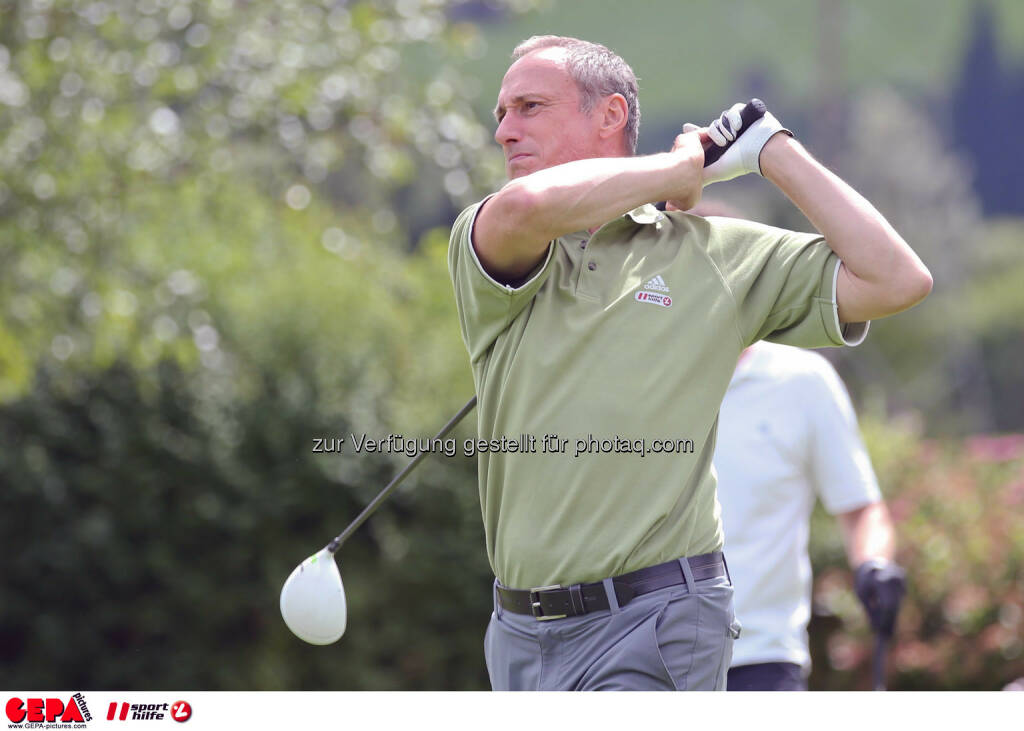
[484,568,740,691]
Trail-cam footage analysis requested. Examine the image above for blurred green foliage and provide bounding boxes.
[459,0,1024,131]
[809,419,1024,690]
[0,0,512,690]
[2,0,1023,692]
[0,0,505,400]
[0,356,491,690]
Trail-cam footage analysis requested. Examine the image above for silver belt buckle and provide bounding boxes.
[529,584,567,621]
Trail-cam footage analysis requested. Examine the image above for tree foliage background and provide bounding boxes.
[2,0,1022,690]
[1,0,508,691]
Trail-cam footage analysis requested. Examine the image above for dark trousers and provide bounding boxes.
[727,662,807,691]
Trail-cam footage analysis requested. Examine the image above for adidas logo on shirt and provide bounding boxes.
[644,275,670,293]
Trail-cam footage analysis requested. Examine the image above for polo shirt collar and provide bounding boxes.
[569,204,666,240]
[626,203,665,225]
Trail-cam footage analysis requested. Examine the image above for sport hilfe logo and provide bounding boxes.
[169,702,191,723]
[6,693,92,724]
[105,701,191,723]
[635,291,672,308]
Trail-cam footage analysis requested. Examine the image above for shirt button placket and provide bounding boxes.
[577,236,599,299]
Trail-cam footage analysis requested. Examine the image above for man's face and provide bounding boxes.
[493,49,603,179]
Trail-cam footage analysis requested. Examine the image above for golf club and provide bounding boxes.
[702,98,766,166]
[280,395,477,645]
[872,631,889,690]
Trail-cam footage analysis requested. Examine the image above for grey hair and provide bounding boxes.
[512,35,640,155]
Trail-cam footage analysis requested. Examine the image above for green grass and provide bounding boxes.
[453,0,1024,146]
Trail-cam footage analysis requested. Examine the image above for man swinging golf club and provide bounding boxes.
[447,34,931,691]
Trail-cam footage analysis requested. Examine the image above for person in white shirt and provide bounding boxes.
[713,340,906,690]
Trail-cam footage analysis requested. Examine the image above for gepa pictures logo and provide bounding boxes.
[6,693,92,726]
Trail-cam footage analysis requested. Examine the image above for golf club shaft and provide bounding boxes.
[872,633,888,690]
[326,395,478,554]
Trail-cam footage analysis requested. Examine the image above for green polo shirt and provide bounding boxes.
[448,200,866,589]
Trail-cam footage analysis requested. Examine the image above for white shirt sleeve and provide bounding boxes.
[805,356,882,514]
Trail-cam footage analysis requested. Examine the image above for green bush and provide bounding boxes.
[808,419,1024,690]
[0,357,490,690]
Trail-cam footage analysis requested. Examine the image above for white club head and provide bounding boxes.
[280,547,347,645]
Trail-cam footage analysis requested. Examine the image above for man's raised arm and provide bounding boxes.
[694,102,932,323]
[759,136,932,324]
[473,137,705,284]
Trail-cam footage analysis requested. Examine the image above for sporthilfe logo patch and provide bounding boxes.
[635,291,672,308]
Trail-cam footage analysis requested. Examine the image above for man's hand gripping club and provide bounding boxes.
[685,98,792,186]
[666,98,788,209]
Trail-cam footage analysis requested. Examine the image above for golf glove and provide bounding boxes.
[854,558,907,638]
[696,102,792,185]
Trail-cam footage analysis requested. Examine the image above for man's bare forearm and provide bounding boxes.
[474,142,703,283]
[839,502,896,568]
[760,135,932,324]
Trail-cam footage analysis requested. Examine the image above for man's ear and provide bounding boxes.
[598,93,629,145]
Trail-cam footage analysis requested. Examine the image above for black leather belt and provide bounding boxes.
[496,552,727,621]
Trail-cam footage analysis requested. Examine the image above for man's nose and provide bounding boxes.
[494,113,520,146]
